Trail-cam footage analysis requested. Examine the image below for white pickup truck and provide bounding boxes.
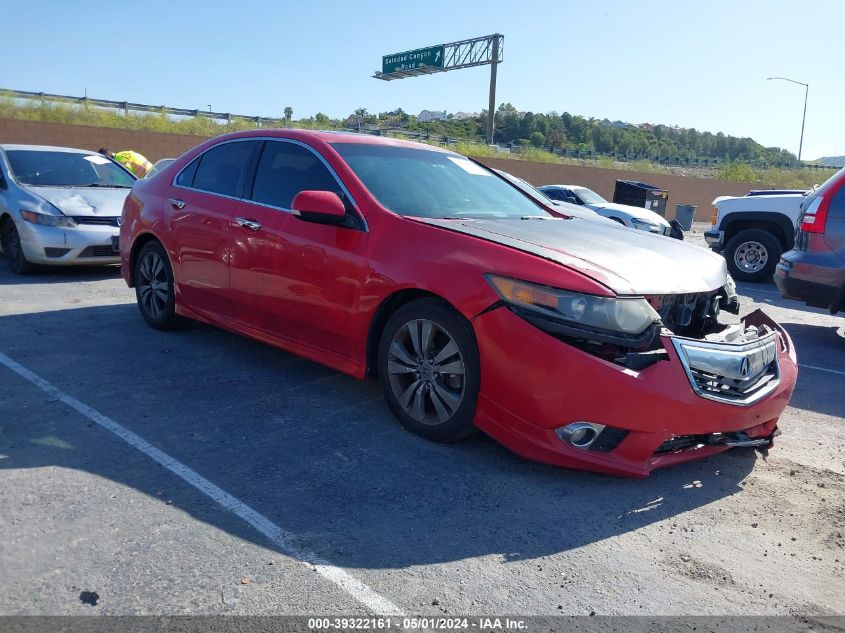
[704,190,806,282]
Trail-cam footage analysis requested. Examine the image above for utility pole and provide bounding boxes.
[486,35,501,146]
[767,77,809,163]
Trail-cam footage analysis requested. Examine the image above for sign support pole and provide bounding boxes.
[486,36,500,145]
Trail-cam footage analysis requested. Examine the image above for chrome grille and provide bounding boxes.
[672,332,780,406]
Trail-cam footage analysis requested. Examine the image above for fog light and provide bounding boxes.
[556,422,606,449]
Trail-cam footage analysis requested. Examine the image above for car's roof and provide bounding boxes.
[211,128,455,153]
[0,144,97,154]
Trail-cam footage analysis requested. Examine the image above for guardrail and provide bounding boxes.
[2,88,282,126]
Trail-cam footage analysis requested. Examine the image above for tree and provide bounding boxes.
[545,126,565,150]
[284,106,293,126]
[529,131,545,147]
[314,112,330,127]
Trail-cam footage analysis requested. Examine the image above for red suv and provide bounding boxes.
[775,167,845,313]
[120,130,797,477]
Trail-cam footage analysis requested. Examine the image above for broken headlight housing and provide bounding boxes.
[485,275,662,346]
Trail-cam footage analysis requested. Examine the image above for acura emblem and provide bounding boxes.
[739,356,752,378]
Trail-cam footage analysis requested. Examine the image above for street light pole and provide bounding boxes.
[767,76,809,163]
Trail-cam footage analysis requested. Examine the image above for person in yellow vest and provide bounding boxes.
[98,148,153,178]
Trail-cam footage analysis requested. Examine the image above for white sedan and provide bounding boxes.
[0,144,135,273]
[539,184,673,236]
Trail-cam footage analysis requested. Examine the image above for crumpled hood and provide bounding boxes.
[415,216,728,295]
[25,185,130,217]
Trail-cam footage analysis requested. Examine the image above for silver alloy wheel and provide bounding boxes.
[387,319,466,425]
[733,240,768,274]
[137,251,169,319]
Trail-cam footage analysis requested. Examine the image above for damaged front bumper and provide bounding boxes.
[471,307,797,477]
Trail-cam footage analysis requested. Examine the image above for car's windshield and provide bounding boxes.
[6,150,136,188]
[331,143,551,219]
[573,187,607,205]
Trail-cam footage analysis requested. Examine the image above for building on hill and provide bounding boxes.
[419,110,448,122]
[452,111,479,121]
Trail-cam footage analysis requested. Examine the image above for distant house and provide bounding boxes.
[452,111,478,121]
[610,120,629,129]
[419,109,448,122]
[637,123,655,132]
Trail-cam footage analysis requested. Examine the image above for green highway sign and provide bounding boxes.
[382,45,445,74]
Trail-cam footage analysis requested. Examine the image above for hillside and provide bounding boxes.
[814,155,845,168]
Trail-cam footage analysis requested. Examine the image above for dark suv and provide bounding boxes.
[775,167,845,313]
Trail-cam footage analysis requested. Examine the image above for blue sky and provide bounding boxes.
[5,0,843,159]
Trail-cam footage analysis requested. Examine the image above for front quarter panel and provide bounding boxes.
[359,215,615,327]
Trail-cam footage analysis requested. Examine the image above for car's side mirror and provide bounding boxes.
[291,190,347,225]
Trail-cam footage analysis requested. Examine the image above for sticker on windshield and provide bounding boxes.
[84,155,111,165]
[447,156,491,176]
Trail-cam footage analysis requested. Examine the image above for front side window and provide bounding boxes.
[331,143,549,219]
[250,141,340,209]
[190,140,254,197]
[6,150,136,188]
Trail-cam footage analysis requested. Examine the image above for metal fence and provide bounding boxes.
[2,88,284,127]
[1,88,832,171]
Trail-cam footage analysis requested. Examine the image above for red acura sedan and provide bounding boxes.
[119,130,797,477]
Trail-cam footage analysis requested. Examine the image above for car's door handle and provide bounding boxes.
[235,217,262,231]
[168,198,185,209]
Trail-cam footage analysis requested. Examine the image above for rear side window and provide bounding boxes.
[176,157,199,187]
[250,141,340,209]
[191,141,254,197]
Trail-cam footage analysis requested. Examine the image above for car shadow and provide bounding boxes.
[0,258,122,285]
[0,304,762,570]
[780,322,845,420]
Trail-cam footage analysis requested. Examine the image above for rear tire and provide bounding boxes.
[134,240,191,330]
[725,229,781,282]
[377,298,480,442]
[1,219,35,275]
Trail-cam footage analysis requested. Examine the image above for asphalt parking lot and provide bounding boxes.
[1,230,844,617]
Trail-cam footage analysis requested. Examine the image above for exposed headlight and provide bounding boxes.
[20,210,76,228]
[630,217,662,232]
[485,275,661,336]
[725,274,737,300]
[720,273,740,314]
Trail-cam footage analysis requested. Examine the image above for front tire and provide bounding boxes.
[134,240,190,330]
[1,220,35,274]
[725,229,781,282]
[377,298,480,442]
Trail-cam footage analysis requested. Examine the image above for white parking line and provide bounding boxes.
[800,363,845,377]
[0,352,402,616]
